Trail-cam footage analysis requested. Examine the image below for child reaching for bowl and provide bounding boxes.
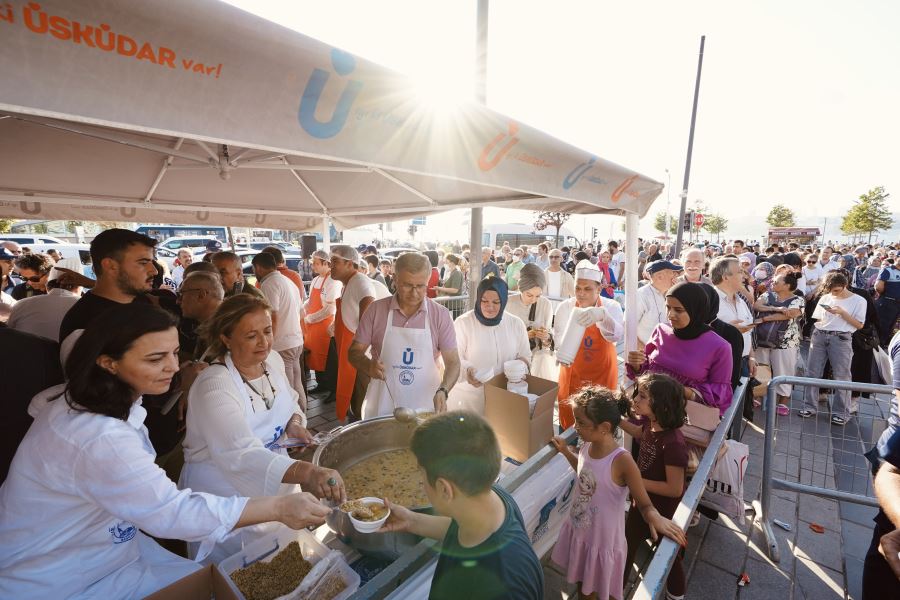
[549,385,687,600]
[378,412,543,600]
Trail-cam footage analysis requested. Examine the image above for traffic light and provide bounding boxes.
[682,211,694,232]
[408,224,417,236]
[591,227,598,240]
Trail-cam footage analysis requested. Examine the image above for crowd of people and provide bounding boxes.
[1,228,900,598]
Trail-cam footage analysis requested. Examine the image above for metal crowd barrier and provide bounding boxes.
[759,375,893,562]
[630,378,750,600]
[432,293,569,321]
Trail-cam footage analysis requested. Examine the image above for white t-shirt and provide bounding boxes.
[259,271,303,351]
[610,251,625,276]
[546,270,562,299]
[636,283,668,345]
[812,292,867,333]
[340,272,375,333]
[716,286,754,357]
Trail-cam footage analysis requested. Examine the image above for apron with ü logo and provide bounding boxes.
[361,301,441,420]
[557,299,618,430]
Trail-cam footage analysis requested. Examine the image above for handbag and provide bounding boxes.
[852,326,879,352]
[754,292,794,349]
[680,399,721,448]
[873,345,892,385]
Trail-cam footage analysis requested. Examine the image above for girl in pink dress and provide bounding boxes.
[551,387,686,600]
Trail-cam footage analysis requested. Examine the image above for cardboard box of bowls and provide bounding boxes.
[484,373,558,463]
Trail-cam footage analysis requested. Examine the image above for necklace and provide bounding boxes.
[239,363,277,411]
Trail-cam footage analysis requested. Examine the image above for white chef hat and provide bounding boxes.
[575,259,604,283]
[47,257,84,282]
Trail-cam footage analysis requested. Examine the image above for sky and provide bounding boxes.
[224,0,900,243]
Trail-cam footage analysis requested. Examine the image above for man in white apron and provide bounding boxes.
[350,253,461,419]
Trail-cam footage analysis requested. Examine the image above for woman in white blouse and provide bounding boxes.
[0,305,330,599]
[447,275,531,414]
[504,263,556,379]
[180,294,344,562]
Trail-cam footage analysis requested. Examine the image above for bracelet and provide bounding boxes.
[436,386,449,397]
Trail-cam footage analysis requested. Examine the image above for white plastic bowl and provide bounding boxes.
[345,497,390,534]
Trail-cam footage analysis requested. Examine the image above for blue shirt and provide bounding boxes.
[481,260,501,279]
[878,266,900,299]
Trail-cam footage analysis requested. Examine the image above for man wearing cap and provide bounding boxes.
[637,260,683,347]
[0,247,18,305]
[330,245,376,421]
[553,260,624,430]
[304,250,342,395]
[349,252,460,419]
[7,258,83,342]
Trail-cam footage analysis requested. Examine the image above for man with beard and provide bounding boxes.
[58,229,187,459]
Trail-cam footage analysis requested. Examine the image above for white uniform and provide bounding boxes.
[179,351,304,563]
[447,311,531,415]
[361,300,442,419]
[504,294,556,379]
[635,284,669,346]
[552,296,624,347]
[0,393,246,599]
[7,288,80,341]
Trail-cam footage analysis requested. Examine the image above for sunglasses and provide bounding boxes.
[18,275,45,283]
[176,288,204,298]
[805,261,816,264]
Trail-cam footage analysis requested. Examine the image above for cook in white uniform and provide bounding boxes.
[179,293,345,563]
[448,275,531,414]
[504,263,556,379]
[350,252,461,419]
[0,304,331,599]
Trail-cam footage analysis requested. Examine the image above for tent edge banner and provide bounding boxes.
[0,0,661,218]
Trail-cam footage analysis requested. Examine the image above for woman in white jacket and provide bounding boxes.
[505,263,556,379]
[179,294,345,562]
[0,305,330,599]
[447,275,531,414]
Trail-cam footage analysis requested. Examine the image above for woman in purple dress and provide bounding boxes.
[627,282,734,414]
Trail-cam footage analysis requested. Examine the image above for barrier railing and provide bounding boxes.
[759,375,892,562]
[630,378,750,600]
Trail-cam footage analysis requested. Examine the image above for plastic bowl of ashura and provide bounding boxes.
[344,498,391,534]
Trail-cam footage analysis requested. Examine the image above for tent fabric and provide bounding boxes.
[0,0,662,230]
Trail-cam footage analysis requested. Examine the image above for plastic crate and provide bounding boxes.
[217,526,359,600]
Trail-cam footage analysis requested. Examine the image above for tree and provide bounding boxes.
[842,186,893,243]
[32,223,49,234]
[533,211,571,248]
[0,218,14,234]
[766,204,796,228]
[653,212,677,236]
[702,213,729,242]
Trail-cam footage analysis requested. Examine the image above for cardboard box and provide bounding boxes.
[146,564,238,600]
[484,373,559,463]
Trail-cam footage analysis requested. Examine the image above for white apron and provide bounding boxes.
[361,301,441,419]
[447,320,506,415]
[181,354,300,563]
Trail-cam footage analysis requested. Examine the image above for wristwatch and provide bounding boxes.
[436,386,449,397]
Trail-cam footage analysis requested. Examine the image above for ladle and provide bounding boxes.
[393,406,425,425]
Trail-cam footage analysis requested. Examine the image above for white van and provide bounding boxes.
[480,223,580,250]
[0,234,93,271]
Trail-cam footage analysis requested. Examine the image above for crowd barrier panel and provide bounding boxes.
[630,378,750,600]
[758,375,892,562]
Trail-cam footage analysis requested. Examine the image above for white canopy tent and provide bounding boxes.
[0,0,660,351]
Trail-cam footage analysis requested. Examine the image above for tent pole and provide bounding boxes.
[468,0,490,310]
[624,213,639,355]
[322,215,331,253]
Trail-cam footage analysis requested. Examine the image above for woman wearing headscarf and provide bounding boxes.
[699,283,744,391]
[627,282,734,414]
[751,261,776,297]
[447,275,531,415]
[505,264,555,378]
[594,249,618,299]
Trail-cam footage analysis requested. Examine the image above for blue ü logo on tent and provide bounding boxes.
[402,348,414,365]
[299,48,363,139]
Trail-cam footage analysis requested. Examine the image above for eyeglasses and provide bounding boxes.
[176,288,204,298]
[18,274,45,283]
[397,283,427,293]
[805,261,816,264]
[550,255,563,260]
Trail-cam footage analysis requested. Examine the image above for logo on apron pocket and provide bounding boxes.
[109,521,136,544]
[399,370,415,385]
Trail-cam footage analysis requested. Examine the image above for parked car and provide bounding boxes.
[157,236,223,252]
[0,234,93,275]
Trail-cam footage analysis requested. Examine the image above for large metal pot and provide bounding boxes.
[312,416,431,560]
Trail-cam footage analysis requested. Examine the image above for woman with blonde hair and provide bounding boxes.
[179,294,345,561]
